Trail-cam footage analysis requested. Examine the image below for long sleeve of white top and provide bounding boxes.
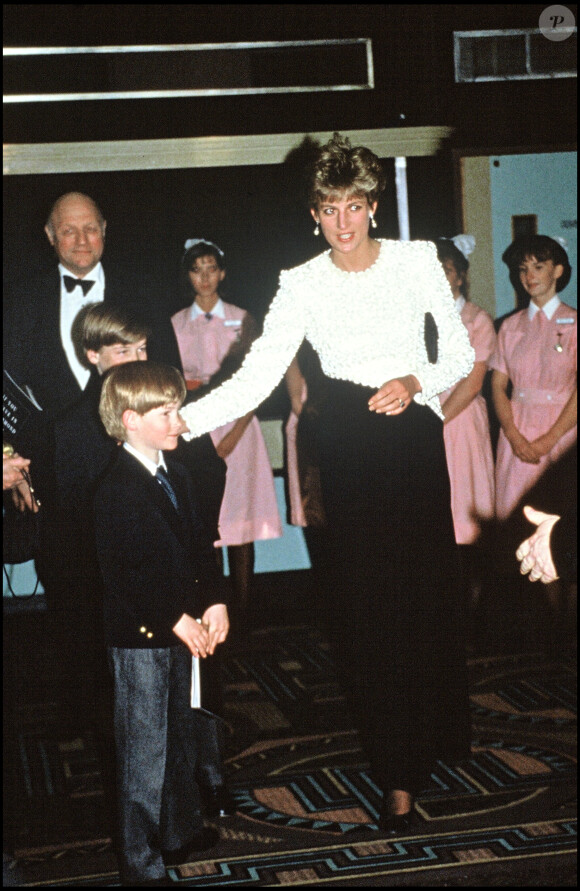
[179,239,475,439]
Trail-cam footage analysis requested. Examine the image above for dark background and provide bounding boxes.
[4,5,577,146]
[3,4,577,415]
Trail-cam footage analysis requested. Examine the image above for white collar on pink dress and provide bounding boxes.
[527,294,560,322]
[191,297,225,320]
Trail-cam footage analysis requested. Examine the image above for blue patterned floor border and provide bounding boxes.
[39,819,576,886]
[171,819,578,885]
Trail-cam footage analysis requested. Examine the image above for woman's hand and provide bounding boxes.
[368,375,420,415]
[530,432,557,459]
[506,429,541,464]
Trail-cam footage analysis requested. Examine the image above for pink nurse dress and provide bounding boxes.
[171,301,282,547]
[489,301,577,521]
[284,384,308,527]
[440,301,496,544]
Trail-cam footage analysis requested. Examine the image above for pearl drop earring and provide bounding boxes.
[313,221,320,236]
[370,213,377,229]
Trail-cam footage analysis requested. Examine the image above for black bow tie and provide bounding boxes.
[63,275,95,296]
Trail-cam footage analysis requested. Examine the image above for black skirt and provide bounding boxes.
[314,378,471,794]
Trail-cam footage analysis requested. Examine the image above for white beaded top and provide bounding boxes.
[180,239,474,437]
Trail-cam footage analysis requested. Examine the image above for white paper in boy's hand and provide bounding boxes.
[190,617,202,708]
[190,654,201,708]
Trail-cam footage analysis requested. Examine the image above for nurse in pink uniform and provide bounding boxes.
[490,235,577,523]
[436,237,496,544]
[171,239,282,615]
[436,238,496,626]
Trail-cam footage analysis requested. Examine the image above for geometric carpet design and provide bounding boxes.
[4,623,577,886]
[11,823,577,887]
[170,822,578,885]
[227,733,577,832]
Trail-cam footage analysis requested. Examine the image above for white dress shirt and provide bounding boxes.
[59,262,105,388]
[123,442,168,476]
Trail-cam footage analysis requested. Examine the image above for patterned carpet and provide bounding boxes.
[3,616,577,886]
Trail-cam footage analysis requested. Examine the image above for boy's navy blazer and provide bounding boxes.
[94,448,228,649]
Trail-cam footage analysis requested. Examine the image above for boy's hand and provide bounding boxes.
[173,613,210,657]
[200,604,229,654]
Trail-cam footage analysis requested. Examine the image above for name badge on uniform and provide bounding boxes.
[224,318,243,341]
[556,317,575,324]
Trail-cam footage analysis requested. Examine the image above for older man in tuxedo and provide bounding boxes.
[4,191,181,425]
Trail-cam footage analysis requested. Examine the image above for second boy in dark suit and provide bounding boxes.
[50,305,150,733]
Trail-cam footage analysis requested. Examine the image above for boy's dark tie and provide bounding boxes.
[155,467,179,511]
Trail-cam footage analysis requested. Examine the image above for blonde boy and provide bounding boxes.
[95,361,228,886]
